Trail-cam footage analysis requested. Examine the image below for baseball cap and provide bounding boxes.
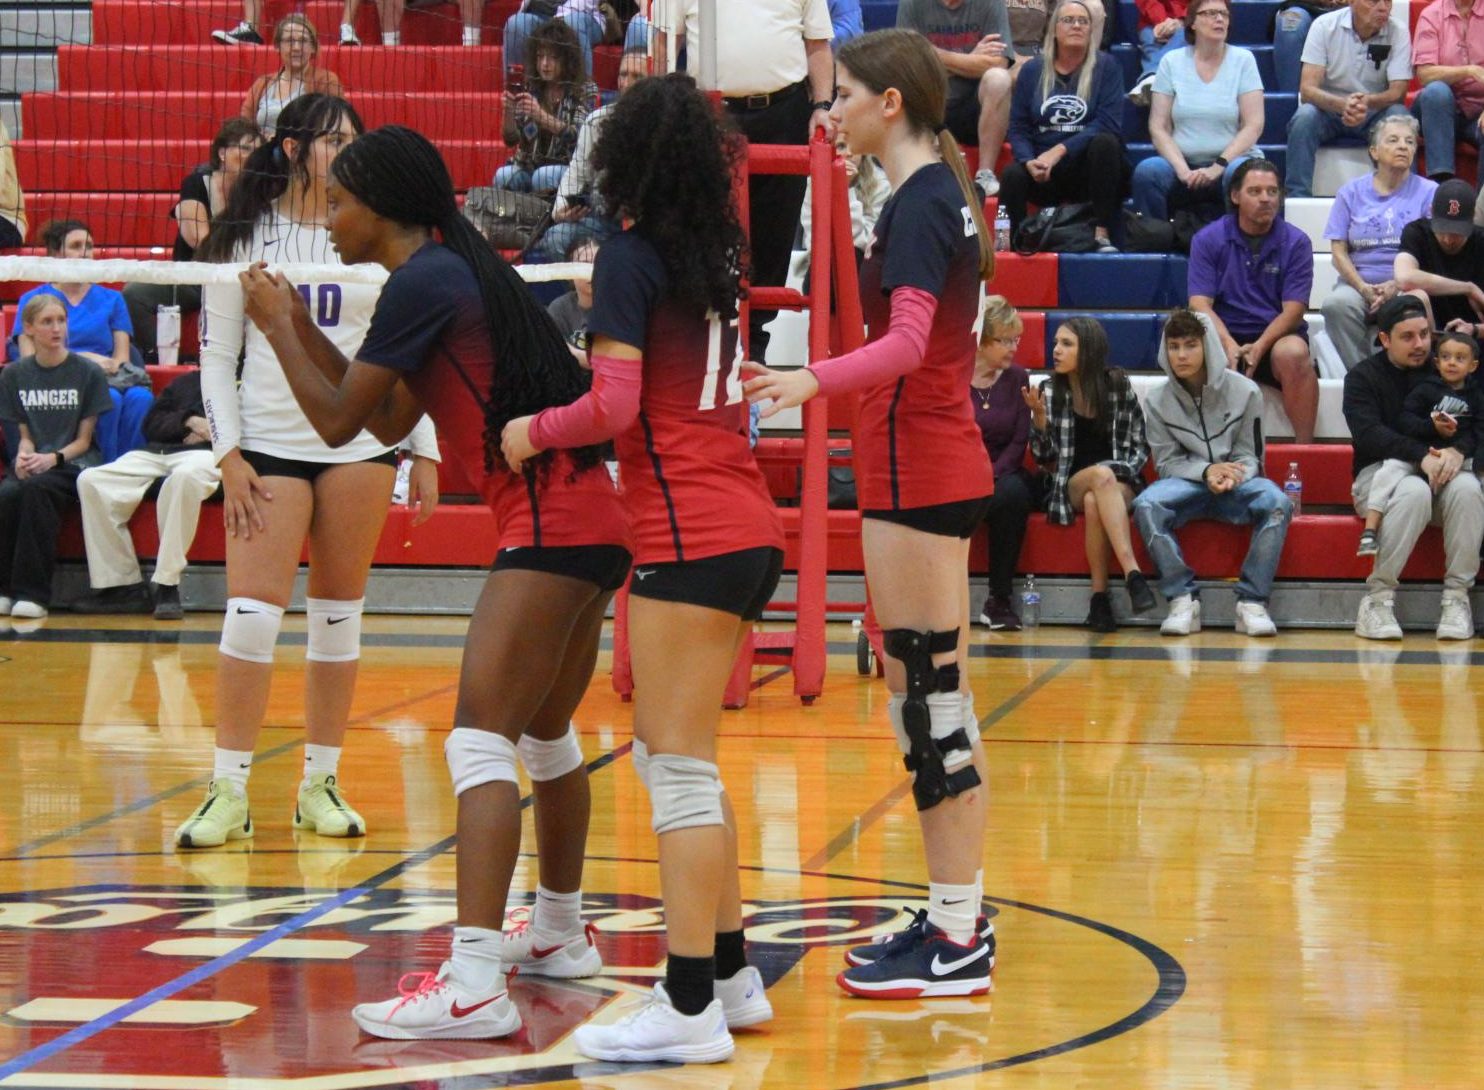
[1375,293,1429,335]
[1431,179,1477,234]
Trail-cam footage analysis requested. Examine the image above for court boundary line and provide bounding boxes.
[0,743,630,1084]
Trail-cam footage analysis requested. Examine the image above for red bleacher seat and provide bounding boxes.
[23,193,179,248]
[24,92,509,143]
[91,0,522,47]
[15,139,508,192]
[57,45,505,94]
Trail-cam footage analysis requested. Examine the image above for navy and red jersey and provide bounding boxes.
[356,242,630,551]
[856,162,994,510]
[587,229,784,565]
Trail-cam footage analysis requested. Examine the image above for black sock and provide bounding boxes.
[665,954,715,1016]
[714,929,747,980]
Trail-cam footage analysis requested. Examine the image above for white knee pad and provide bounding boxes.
[644,752,725,835]
[306,597,364,663]
[928,691,974,772]
[631,738,650,789]
[518,725,585,782]
[445,727,519,797]
[889,692,974,770]
[219,597,285,663]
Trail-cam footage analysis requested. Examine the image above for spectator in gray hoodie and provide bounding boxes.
[1132,308,1294,636]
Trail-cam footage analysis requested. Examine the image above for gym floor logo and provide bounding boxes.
[0,885,994,1087]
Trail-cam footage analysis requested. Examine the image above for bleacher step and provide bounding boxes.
[0,6,88,48]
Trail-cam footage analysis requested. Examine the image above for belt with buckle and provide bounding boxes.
[723,80,806,112]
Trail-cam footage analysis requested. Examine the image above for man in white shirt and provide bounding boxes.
[1286,0,1412,197]
[665,0,835,358]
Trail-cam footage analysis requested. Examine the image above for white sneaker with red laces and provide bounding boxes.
[501,907,603,977]
[351,962,521,1040]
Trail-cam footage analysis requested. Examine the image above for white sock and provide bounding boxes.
[450,925,504,992]
[303,743,341,782]
[213,747,254,792]
[340,21,355,37]
[974,869,984,922]
[462,24,480,45]
[533,885,583,939]
[382,30,399,44]
[926,880,978,945]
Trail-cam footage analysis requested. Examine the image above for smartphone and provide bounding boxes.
[507,63,525,95]
[1435,411,1458,425]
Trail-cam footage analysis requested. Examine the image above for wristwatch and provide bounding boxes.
[53,449,65,466]
[1213,155,1230,167]
[812,100,833,112]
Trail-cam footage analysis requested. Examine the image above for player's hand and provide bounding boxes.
[239,262,297,335]
[740,361,820,418]
[220,449,271,539]
[405,454,441,526]
[500,415,540,473]
[1432,411,1459,438]
[1021,382,1048,428]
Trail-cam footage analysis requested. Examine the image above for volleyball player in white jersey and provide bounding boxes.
[176,94,441,850]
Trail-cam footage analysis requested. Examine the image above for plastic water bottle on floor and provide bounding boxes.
[1284,462,1303,517]
[1021,574,1041,630]
[994,208,1011,252]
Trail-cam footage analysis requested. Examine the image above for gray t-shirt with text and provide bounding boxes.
[0,353,112,468]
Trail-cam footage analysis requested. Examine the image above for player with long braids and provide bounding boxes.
[236,124,632,1041]
[743,28,999,999]
[501,73,782,1065]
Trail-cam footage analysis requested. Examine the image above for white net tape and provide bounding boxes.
[0,257,593,287]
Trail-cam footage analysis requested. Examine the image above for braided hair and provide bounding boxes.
[329,125,603,479]
[593,73,748,318]
[199,93,364,263]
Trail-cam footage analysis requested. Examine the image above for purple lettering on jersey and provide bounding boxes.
[294,283,344,328]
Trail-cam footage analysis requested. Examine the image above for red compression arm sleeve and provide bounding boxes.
[528,353,643,450]
[807,286,938,399]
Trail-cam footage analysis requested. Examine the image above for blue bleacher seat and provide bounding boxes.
[1110,42,1276,89]
[1043,311,1175,369]
[1058,255,1189,309]
[862,0,896,32]
[1116,0,1282,46]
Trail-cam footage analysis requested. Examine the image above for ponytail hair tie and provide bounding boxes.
[934,122,948,135]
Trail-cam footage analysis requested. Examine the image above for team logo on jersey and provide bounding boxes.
[1041,94,1089,128]
[0,884,1184,1088]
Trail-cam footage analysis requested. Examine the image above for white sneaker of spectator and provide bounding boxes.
[340,23,361,45]
[1234,601,1277,637]
[10,600,47,620]
[1354,594,1402,640]
[1127,72,1156,108]
[974,167,1000,198]
[212,21,264,44]
[1159,594,1201,636]
[1435,592,1472,641]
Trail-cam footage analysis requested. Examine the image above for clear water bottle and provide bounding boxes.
[994,209,1011,252]
[1284,461,1303,517]
[1021,574,1041,630]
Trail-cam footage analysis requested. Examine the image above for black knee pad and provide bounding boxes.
[883,628,979,811]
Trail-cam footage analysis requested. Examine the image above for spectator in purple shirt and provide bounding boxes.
[971,296,1036,630]
[1187,158,1320,441]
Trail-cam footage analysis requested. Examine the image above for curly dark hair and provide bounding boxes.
[329,125,604,481]
[527,18,585,98]
[592,73,748,317]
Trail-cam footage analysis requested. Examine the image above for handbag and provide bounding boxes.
[1171,204,1223,254]
[462,185,554,254]
[1012,202,1098,255]
[1121,209,1177,254]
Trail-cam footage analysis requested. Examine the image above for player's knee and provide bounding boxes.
[219,597,284,663]
[645,752,724,834]
[518,725,585,782]
[445,727,519,796]
[305,597,363,663]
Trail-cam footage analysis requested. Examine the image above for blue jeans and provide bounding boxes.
[1136,25,1184,83]
[1410,80,1483,178]
[541,212,619,260]
[624,14,649,50]
[95,385,154,464]
[494,162,566,193]
[1285,102,1409,197]
[1130,152,1253,219]
[1132,476,1294,602]
[503,10,602,77]
[1273,5,1313,94]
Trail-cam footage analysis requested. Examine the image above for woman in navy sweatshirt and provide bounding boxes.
[1000,0,1128,250]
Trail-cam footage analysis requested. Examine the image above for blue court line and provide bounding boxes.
[0,742,630,1083]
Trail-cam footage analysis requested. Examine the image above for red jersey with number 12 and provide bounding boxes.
[855,163,993,511]
[587,230,783,564]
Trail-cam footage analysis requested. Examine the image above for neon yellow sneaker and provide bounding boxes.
[294,772,366,838]
[175,780,253,849]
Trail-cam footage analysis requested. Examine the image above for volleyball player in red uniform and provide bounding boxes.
[501,74,783,1065]
[743,28,998,999]
[236,126,631,1040]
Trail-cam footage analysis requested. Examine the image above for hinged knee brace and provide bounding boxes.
[883,627,981,811]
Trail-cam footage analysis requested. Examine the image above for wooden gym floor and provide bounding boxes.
[0,613,1481,1088]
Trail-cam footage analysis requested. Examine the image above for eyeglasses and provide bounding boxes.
[1058,15,1091,26]
[1195,9,1230,19]
[991,335,1022,347]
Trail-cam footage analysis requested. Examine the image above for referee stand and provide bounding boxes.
[609,128,857,708]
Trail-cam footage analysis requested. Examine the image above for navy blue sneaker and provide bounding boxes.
[845,908,996,968]
[837,920,993,998]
